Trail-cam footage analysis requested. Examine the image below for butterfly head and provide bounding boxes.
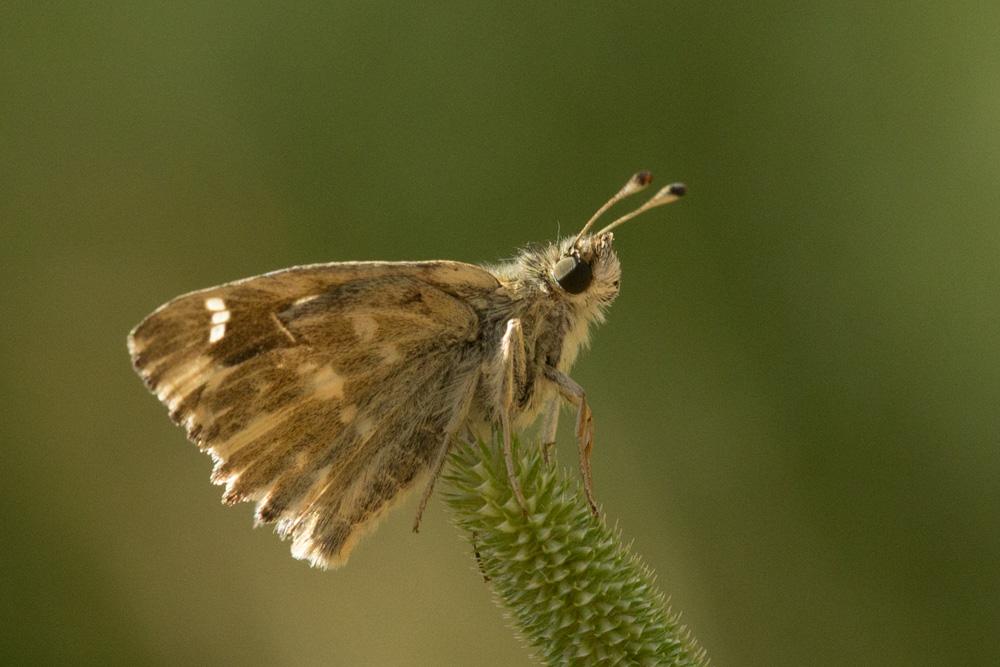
[551,232,621,305]
[549,172,686,304]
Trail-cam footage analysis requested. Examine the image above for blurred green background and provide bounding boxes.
[3,3,999,665]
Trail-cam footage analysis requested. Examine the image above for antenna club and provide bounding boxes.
[593,176,687,236]
[622,171,654,197]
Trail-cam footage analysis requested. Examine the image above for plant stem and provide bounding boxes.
[444,437,709,666]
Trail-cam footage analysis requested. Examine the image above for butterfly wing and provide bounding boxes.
[128,261,498,568]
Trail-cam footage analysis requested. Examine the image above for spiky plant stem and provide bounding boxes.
[443,437,709,667]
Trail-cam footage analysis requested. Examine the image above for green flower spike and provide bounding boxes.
[444,437,709,667]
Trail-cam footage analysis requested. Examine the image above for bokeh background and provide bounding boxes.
[3,3,999,665]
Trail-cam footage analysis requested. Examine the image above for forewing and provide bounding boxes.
[128,261,495,568]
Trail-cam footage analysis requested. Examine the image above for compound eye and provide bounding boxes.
[553,255,593,294]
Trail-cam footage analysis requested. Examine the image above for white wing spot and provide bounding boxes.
[350,314,378,342]
[340,403,357,424]
[209,323,226,343]
[204,298,229,343]
[310,364,345,400]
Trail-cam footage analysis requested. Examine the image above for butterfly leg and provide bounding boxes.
[412,373,480,533]
[544,367,598,516]
[540,397,560,464]
[499,318,529,512]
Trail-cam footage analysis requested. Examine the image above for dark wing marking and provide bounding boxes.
[128,261,495,568]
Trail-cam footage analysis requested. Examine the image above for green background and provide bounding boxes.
[3,3,998,665]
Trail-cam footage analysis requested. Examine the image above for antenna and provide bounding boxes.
[571,171,654,249]
[595,182,686,236]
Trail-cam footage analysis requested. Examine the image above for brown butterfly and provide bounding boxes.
[128,172,685,568]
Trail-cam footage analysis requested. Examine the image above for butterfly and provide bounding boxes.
[127,172,686,568]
